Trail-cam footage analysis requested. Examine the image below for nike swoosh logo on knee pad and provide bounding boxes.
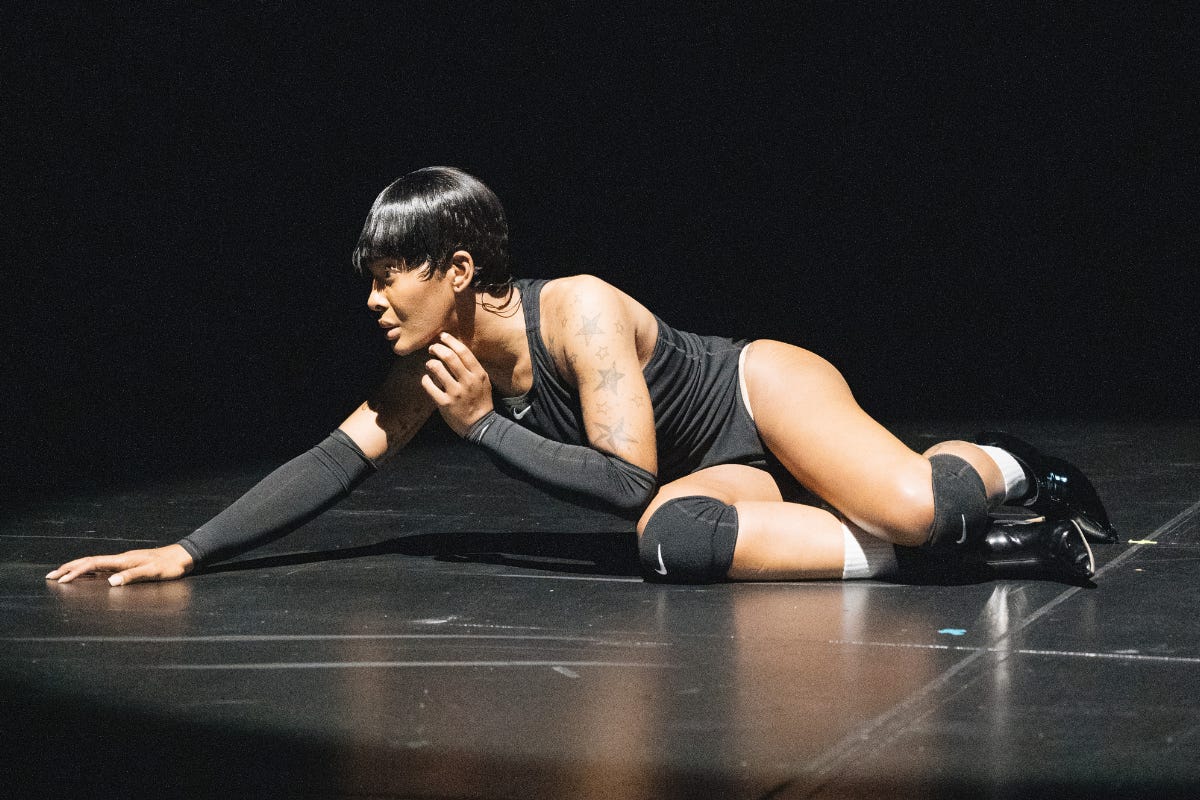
[655,544,668,575]
[956,514,968,545]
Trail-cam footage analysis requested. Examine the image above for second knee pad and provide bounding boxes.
[925,454,990,552]
[638,496,739,583]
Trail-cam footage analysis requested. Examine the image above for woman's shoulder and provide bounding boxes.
[538,272,611,293]
[538,273,635,312]
[535,274,659,359]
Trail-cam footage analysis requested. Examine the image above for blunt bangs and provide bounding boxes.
[352,167,513,291]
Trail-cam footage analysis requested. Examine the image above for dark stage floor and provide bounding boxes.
[3,420,1198,799]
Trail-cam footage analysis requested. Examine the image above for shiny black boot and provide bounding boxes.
[977,516,1096,582]
[974,431,1118,544]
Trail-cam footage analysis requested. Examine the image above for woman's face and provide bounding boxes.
[366,259,458,356]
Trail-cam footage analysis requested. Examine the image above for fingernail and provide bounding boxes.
[57,576,70,583]
[109,575,123,587]
[45,571,56,579]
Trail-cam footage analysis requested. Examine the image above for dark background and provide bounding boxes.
[3,3,1196,494]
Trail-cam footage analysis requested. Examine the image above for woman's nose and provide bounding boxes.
[367,285,386,313]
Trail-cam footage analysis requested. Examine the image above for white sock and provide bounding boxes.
[977,445,1031,504]
[841,523,898,580]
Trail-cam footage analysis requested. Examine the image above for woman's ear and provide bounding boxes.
[448,250,475,292]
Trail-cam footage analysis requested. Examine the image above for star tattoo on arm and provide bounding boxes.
[576,314,603,346]
[595,363,625,394]
[594,418,636,451]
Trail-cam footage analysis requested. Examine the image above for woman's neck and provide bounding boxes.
[455,286,528,395]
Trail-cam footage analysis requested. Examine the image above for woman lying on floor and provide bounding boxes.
[47,167,1116,588]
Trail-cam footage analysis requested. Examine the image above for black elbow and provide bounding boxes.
[610,481,657,516]
[601,463,658,516]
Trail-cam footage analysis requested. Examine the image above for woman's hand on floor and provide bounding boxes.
[46,544,195,586]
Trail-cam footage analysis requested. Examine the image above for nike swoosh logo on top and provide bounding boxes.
[512,404,532,420]
[955,514,968,545]
[655,544,668,575]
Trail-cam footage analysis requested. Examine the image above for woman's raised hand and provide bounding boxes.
[46,544,195,586]
[422,331,495,436]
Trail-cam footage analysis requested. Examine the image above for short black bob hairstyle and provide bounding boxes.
[352,166,515,294]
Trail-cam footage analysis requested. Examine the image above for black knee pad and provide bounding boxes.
[638,496,739,584]
[925,454,990,552]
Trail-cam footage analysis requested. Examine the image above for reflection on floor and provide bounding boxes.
[3,420,1198,799]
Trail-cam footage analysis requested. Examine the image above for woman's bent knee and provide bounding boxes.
[875,472,936,547]
[864,451,995,550]
[638,496,738,583]
[836,458,934,547]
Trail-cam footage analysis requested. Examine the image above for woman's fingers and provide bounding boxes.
[109,563,155,587]
[48,556,93,582]
[420,373,449,404]
[425,348,485,401]
[46,554,129,584]
[429,333,487,380]
[45,547,193,586]
[439,332,484,371]
[424,356,454,390]
[423,333,494,437]
[428,342,469,380]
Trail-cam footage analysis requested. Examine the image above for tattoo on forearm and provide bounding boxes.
[576,314,603,345]
[595,363,625,394]
[594,418,636,451]
[595,345,609,359]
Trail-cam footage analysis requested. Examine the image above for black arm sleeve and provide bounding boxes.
[177,429,377,565]
[466,411,657,514]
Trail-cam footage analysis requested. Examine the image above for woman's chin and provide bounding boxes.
[391,338,417,356]
[391,333,436,357]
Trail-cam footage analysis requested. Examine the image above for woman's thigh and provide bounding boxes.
[742,339,935,544]
[636,463,783,535]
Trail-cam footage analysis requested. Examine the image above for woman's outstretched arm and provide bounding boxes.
[46,354,435,585]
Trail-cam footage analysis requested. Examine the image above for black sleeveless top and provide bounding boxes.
[492,278,769,483]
